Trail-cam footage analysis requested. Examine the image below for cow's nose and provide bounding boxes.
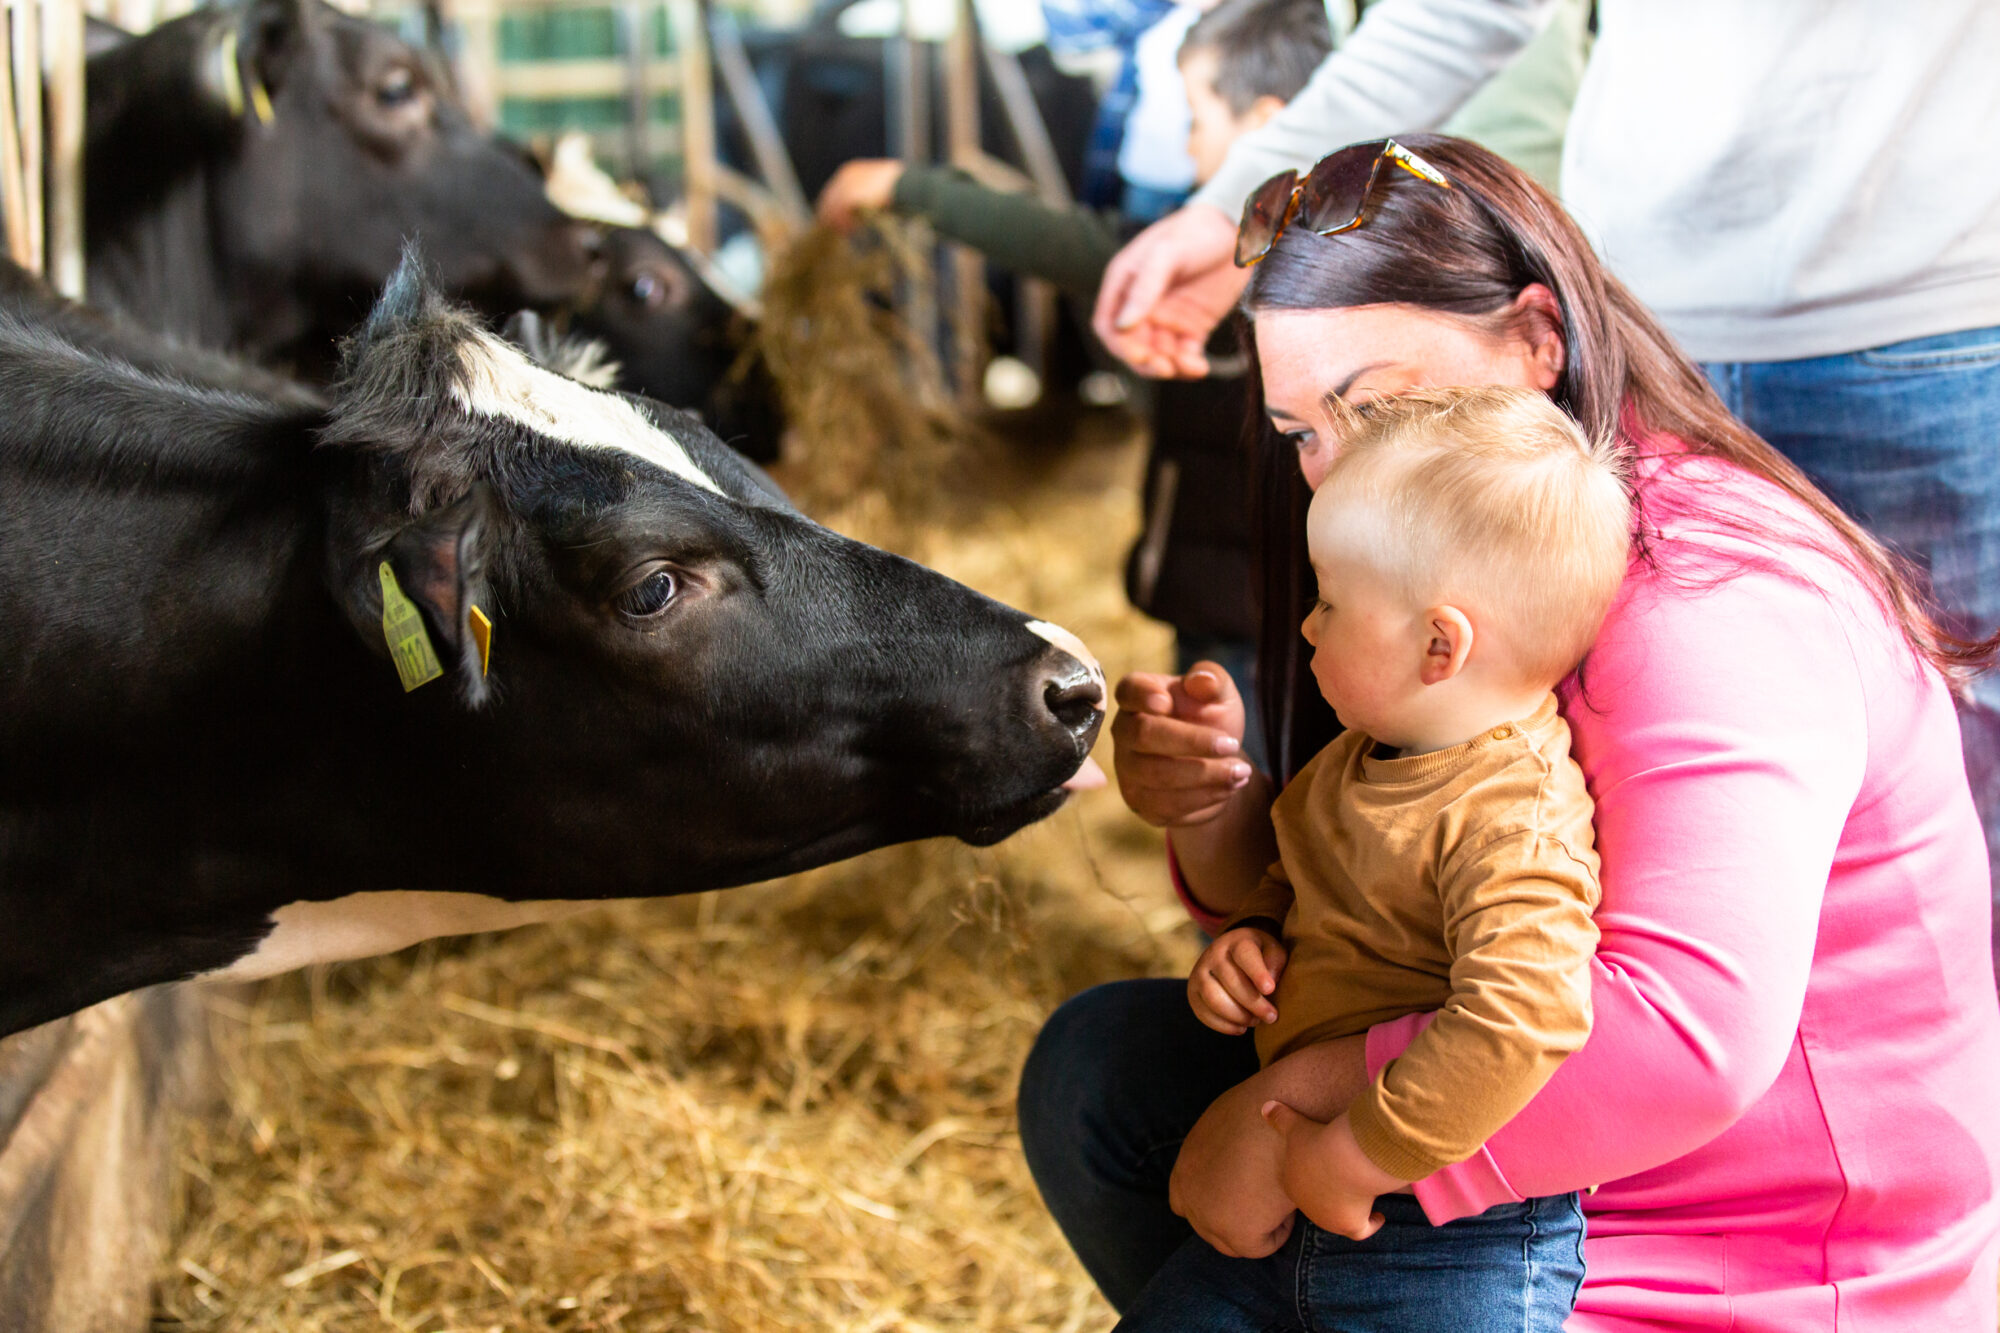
[1043,661,1106,740]
[1024,618,1106,751]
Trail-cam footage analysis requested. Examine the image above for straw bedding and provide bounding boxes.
[153,227,1201,1331]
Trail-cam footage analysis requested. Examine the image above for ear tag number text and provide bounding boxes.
[379,561,444,692]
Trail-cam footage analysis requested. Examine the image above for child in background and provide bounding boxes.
[1117,386,1631,1332]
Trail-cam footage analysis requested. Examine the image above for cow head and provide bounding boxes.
[562,226,785,463]
[86,0,595,368]
[316,253,1104,888]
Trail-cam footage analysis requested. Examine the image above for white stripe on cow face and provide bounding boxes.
[205,892,620,982]
[1025,619,1105,695]
[453,329,722,494]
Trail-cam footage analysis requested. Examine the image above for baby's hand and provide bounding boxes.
[1259,1102,1407,1242]
[1188,926,1287,1034]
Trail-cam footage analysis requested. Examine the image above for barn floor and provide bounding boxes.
[152,405,1206,1331]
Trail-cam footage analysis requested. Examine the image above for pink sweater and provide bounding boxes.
[1186,446,2000,1329]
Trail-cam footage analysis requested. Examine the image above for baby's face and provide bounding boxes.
[1300,549,1432,746]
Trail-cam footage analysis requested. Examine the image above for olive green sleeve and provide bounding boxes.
[889,165,1124,301]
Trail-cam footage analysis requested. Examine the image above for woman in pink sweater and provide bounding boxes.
[1015,136,2000,1330]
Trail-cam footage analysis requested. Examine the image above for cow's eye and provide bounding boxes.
[375,68,418,107]
[631,272,661,306]
[614,568,678,619]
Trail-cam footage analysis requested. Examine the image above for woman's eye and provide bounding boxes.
[1285,429,1317,452]
[614,568,678,618]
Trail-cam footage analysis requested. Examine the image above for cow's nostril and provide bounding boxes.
[1044,674,1105,735]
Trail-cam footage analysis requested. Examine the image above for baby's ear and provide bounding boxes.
[1420,606,1475,685]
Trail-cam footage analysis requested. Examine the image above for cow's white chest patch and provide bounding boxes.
[453,331,721,494]
[207,892,610,982]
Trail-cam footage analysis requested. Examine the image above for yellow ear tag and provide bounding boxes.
[248,76,276,126]
[467,604,492,677]
[378,561,444,692]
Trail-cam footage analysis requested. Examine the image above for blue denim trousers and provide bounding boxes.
[1114,1194,1586,1333]
[1019,980,1587,1320]
[1701,323,2000,971]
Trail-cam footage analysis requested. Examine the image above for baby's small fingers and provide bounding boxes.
[1261,936,1290,981]
[1212,963,1275,1026]
[1228,936,1279,994]
[1194,973,1255,1030]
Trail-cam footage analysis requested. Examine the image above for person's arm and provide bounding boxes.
[889,166,1125,300]
[1347,830,1600,1181]
[1373,564,1866,1221]
[1192,0,1560,215]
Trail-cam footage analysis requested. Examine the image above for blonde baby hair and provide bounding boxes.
[1308,386,1633,686]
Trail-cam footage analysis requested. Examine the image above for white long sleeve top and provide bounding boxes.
[1195,0,2000,362]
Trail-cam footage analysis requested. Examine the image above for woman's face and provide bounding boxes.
[1255,297,1564,490]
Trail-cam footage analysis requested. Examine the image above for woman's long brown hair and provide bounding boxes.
[1241,133,1992,777]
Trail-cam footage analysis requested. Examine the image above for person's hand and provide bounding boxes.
[815,159,906,233]
[1110,661,1253,828]
[1168,1076,1298,1257]
[1260,1102,1408,1242]
[1091,203,1246,378]
[1189,926,1287,1034]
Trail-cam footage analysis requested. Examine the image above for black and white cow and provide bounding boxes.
[0,252,1104,1040]
[85,0,596,378]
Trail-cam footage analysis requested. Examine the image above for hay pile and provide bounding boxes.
[747,219,987,541]
[154,408,1201,1331]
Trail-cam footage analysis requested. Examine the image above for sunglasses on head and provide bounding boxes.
[1234,139,1451,268]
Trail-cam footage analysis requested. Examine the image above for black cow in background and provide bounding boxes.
[561,225,783,461]
[85,0,600,380]
[0,250,1104,1040]
[84,0,784,458]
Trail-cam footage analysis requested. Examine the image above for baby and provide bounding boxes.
[1120,386,1632,1331]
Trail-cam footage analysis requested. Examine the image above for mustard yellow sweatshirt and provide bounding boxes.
[1226,694,1601,1181]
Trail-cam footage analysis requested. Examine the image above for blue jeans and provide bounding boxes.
[1020,978,1261,1309]
[1114,1194,1586,1333]
[1701,323,2000,972]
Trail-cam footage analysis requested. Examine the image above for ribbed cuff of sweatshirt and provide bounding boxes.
[1346,1075,1453,1183]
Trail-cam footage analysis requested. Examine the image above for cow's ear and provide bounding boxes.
[242,0,315,101]
[359,242,442,340]
[348,486,500,707]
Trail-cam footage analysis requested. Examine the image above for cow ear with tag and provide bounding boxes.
[351,485,501,708]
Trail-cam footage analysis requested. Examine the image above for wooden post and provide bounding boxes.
[41,0,81,297]
[0,0,31,271]
[667,0,714,253]
[708,7,806,228]
[980,44,1069,390]
[446,0,500,131]
[942,0,984,404]
[12,0,40,274]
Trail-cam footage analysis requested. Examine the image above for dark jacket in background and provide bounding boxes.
[889,165,1258,641]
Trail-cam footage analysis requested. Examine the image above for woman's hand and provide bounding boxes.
[1260,1103,1403,1241]
[1170,1036,1375,1255]
[1168,1074,1298,1257]
[815,159,906,233]
[1111,662,1253,828]
[1090,204,1247,378]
